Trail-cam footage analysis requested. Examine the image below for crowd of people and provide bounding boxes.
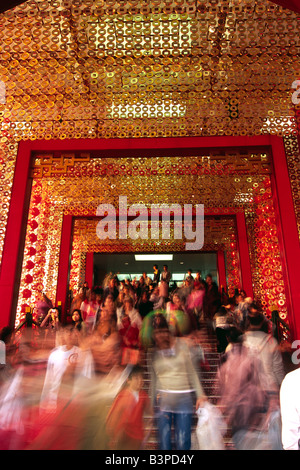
[0,263,298,451]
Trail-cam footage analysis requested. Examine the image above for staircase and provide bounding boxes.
[143,321,234,450]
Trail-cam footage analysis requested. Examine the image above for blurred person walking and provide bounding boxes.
[243,304,285,393]
[217,304,285,450]
[106,365,152,450]
[148,314,207,450]
[39,326,94,415]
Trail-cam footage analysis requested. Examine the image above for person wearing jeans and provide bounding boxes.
[156,395,194,450]
[148,314,207,450]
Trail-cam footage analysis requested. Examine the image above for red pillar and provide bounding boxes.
[236,212,254,299]
[0,141,32,329]
[270,136,300,341]
[85,252,94,288]
[216,250,227,292]
[55,214,73,323]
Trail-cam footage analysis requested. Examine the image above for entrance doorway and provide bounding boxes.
[93,252,217,287]
[3,135,299,341]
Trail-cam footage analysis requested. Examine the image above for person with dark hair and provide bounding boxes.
[0,326,13,345]
[243,304,285,394]
[103,277,119,302]
[203,274,221,331]
[142,271,152,287]
[152,265,160,286]
[194,270,202,283]
[81,281,91,300]
[217,337,271,450]
[136,276,148,299]
[72,309,87,336]
[81,288,104,332]
[150,285,164,311]
[166,292,191,335]
[225,325,243,350]
[102,293,117,324]
[217,304,285,450]
[117,296,143,365]
[186,280,205,330]
[117,296,142,330]
[234,293,252,331]
[161,264,171,285]
[245,302,272,333]
[118,296,141,341]
[35,292,53,324]
[184,269,194,282]
[40,307,62,347]
[70,291,85,317]
[148,314,207,450]
[213,306,230,353]
[137,290,154,319]
[106,364,152,450]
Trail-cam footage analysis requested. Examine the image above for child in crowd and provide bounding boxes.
[105,365,152,450]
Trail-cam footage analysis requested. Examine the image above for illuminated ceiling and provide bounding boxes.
[0,0,299,141]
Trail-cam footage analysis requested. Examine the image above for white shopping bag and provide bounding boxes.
[194,401,227,450]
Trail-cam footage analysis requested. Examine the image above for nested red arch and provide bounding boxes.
[0,135,299,341]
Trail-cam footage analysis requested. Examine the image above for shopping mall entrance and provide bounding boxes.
[1,136,299,342]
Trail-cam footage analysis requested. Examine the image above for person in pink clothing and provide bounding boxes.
[186,280,205,329]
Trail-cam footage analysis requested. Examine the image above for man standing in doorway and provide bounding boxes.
[161,265,171,285]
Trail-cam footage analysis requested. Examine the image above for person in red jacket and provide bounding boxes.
[106,365,152,450]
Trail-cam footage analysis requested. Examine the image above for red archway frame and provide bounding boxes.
[0,136,299,340]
